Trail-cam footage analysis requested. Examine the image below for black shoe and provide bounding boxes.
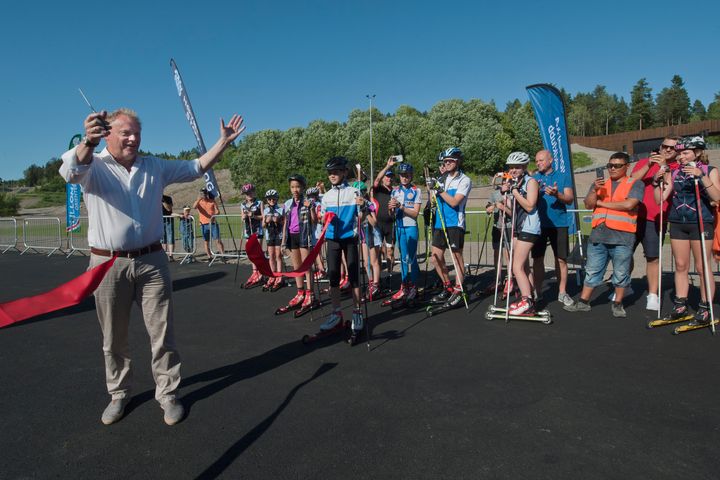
[431,289,451,304]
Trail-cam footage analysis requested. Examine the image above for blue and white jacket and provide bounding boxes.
[321,182,361,240]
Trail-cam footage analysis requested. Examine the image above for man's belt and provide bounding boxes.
[90,242,163,258]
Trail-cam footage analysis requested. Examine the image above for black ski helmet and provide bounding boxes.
[288,174,307,187]
[325,156,349,171]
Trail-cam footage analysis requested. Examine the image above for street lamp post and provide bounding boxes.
[366,94,376,181]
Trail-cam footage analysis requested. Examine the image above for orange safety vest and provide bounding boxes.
[591,176,639,233]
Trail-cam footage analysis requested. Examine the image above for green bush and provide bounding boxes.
[0,193,20,216]
[572,151,593,169]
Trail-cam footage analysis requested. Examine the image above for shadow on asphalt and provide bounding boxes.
[193,363,337,480]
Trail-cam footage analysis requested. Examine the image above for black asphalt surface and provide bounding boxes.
[1,252,719,480]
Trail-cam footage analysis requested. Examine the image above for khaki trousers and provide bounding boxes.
[89,250,181,403]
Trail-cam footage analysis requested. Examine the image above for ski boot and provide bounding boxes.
[501,277,516,300]
[364,280,380,302]
[313,270,326,282]
[302,309,347,344]
[647,296,694,328]
[275,290,305,315]
[262,277,275,292]
[429,283,453,305]
[382,283,407,307]
[426,286,465,316]
[348,308,364,346]
[509,296,535,315]
[687,301,711,327]
[339,275,351,293]
[270,277,284,292]
[294,290,318,318]
[243,270,263,289]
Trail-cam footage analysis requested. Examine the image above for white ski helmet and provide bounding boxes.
[506,151,530,165]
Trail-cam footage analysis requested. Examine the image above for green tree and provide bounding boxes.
[708,92,720,120]
[655,75,691,125]
[627,78,654,130]
[689,99,707,122]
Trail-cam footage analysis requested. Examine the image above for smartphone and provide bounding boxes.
[595,167,605,180]
[391,155,404,163]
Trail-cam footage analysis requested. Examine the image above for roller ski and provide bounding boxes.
[647,297,693,328]
[293,291,321,318]
[302,310,348,344]
[428,283,454,305]
[275,290,305,315]
[673,302,718,334]
[347,308,364,346]
[242,270,264,289]
[425,287,466,317]
[485,297,552,324]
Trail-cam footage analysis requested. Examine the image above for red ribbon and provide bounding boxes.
[246,213,334,278]
[0,256,117,329]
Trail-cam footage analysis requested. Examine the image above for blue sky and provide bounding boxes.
[1,0,718,180]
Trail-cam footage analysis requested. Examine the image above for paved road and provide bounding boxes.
[1,253,718,479]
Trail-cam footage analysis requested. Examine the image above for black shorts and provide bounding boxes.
[492,227,501,250]
[634,218,665,258]
[669,222,713,241]
[432,227,464,252]
[287,232,311,249]
[516,231,541,244]
[377,220,395,246]
[266,232,282,247]
[326,237,359,287]
[531,227,569,259]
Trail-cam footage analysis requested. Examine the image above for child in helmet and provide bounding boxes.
[263,189,284,291]
[280,175,317,311]
[353,180,382,300]
[241,183,264,287]
[389,162,422,301]
[654,136,720,325]
[498,151,541,314]
[306,186,326,279]
[319,157,367,338]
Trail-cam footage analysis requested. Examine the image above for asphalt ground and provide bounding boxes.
[1,252,719,480]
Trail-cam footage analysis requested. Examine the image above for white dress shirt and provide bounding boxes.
[60,147,202,250]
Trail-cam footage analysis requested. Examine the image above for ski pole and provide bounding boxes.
[693,177,716,334]
[356,166,371,350]
[657,171,664,318]
[504,194,517,323]
[493,193,508,306]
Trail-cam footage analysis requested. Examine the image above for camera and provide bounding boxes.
[391,155,404,163]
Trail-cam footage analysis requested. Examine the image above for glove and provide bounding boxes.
[426,177,444,194]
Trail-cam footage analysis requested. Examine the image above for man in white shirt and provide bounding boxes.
[59,108,244,426]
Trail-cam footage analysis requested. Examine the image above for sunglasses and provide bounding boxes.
[606,163,627,169]
[660,144,676,150]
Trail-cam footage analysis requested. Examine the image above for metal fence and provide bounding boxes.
[22,217,62,256]
[162,215,197,264]
[67,216,90,257]
[0,218,19,253]
[207,214,246,265]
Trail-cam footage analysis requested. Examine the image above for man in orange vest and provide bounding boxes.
[564,152,644,317]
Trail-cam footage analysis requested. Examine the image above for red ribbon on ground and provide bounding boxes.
[246,213,335,278]
[0,256,117,329]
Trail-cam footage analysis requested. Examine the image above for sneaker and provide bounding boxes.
[160,399,185,426]
[351,309,364,331]
[405,284,417,301]
[101,398,128,425]
[608,286,634,301]
[509,297,533,315]
[557,292,574,306]
[611,302,626,318]
[391,284,407,301]
[563,298,591,312]
[320,310,343,331]
[645,293,660,311]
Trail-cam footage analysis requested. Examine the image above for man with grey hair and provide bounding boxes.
[59,108,245,425]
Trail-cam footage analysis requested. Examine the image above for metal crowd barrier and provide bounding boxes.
[0,217,19,253]
[22,217,62,256]
[161,215,197,265]
[66,216,90,257]
[208,214,245,266]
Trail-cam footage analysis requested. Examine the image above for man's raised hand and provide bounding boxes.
[84,111,110,145]
[220,115,246,144]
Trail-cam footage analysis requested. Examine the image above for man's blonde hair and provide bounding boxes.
[107,108,142,127]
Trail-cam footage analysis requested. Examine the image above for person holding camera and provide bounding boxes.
[628,136,680,310]
[59,108,244,426]
[194,187,226,261]
[373,157,399,284]
[653,137,720,325]
[564,152,643,318]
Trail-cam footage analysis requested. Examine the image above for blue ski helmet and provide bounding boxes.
[397,162,414,174]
